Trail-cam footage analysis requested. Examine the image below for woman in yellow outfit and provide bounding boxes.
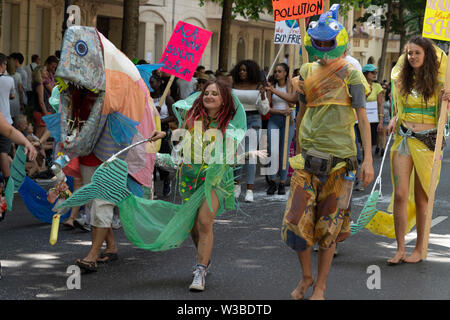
[366,36,450,265]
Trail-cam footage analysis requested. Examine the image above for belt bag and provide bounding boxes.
[303,149,332,176]
[303,149,358,176]
[401,125,446,151]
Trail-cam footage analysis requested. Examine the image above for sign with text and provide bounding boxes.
[272,0,324,22]
[422,0,450,41]
[274,20,301,45]
[159,21,212,81]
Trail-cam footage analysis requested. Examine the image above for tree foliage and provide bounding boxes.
[199,0,273,20]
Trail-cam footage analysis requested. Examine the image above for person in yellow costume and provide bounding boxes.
[366,36,450,265]
[361,64,385,155]
[280,4,374,300]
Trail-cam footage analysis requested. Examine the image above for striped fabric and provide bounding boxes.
[5,146,26,210]
[56,158,131,209]
[350,191,380,235]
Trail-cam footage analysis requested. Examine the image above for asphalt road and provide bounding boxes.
[1,146,450,302]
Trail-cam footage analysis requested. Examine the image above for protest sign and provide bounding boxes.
[159,21,212,82]
[272,0,324,22]
[274,20,301,45]
[422,0,450,41]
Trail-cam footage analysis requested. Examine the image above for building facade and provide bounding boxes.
[0,0,399,80]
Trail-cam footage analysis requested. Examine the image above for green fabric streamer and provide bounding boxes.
[350,191,380,235]
[56,158,131,209]
[5,146,26,210]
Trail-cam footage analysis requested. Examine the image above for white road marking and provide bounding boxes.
[387,216,448,248]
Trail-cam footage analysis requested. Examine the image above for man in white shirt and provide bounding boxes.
[177,77,197,99]
[10,52,28,105]
[0,53,16,184]
[25,54,41,104]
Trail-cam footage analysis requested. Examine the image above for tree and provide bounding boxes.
[200,0,273,71]
[122,0,139,58]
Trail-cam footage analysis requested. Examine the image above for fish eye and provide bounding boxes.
[329,22,340,31]
[75,40,88,56]
[308,21,318,30]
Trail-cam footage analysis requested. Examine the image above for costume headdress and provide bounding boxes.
[304,4,348,61]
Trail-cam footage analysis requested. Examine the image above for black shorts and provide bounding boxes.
[0,133,12,154]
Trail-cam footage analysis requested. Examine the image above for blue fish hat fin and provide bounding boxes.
[304,4,348,62]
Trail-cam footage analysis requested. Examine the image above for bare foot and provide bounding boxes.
[404,249,422,263]
[309,286,325,300]
[387,250,405,265]
[291,277,314,300]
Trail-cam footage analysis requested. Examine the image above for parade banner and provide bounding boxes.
[159,21,212,82]
[422,0,450,41]
[274,20,301,45]
[272,0,324,22]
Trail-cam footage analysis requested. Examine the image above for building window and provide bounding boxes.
[35,7,51,60]
[154,24,164,63]
[264,39,271,70]
[137,22,146,60]
[236,37,246,63]
[96,16,123,49]
[3,2,20,54]
[253,38,260,65]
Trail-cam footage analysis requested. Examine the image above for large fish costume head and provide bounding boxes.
[54,26,161,187]
[304,4,348,62]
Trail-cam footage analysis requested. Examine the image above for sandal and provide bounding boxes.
[97,252,118,264]
[62,217,75,229]
[76,259,98,273]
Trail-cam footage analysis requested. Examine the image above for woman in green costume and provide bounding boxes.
[175,79,246,291]
[58,79,246,290]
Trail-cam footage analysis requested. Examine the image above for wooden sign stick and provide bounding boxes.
[282,18,309,170]
[422,53,450,260]
[159,74,176,107]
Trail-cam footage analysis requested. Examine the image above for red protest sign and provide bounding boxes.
[159,21,212,81]
[272,0,324,22]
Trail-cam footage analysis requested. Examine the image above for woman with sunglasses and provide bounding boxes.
[361,64,385,156]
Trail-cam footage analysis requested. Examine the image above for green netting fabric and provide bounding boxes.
[350,191,379,235]
[119,163,234,251]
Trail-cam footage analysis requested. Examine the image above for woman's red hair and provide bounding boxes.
[184,80,236,133]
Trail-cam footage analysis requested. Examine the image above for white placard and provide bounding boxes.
[365,101,379,123]
[274,20,301,45]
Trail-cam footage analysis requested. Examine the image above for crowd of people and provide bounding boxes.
[1,8,449,299]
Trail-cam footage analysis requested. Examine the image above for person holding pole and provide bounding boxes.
[265,63,296,195]
[371,36,449,265]
[281,5,373,299]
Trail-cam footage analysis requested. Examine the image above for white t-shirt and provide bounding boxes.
[10,73,22,118]
[16,66,28,105]
[25,62,38,91]
[0,75,15,124]
[345,55,362,72]
[177,78,197,100]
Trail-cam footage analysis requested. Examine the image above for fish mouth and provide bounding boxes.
[58,79,105,157]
